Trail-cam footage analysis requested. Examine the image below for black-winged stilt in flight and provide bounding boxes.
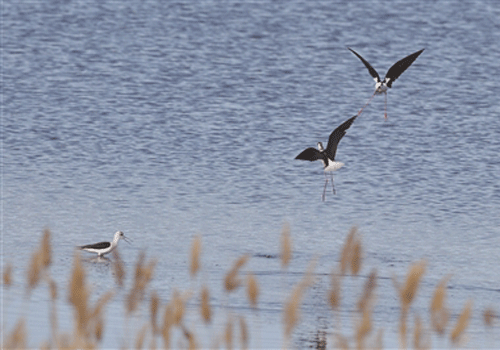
[348,47,424,119]
[78,231,131,257]
[295,115,357,201]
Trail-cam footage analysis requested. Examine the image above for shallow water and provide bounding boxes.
[3,0,500,348]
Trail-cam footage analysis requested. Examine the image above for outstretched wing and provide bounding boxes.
[348,48,381,83]
[384,49,424,87]
[295,147,324,162]
[325,115,357,160]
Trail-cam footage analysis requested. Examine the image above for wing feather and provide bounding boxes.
[325,115,357,160]
[348,48,381,83]
[295,148,324,162]
[384,49,424,87]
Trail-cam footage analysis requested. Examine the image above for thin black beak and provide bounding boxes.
[123,236,132,244]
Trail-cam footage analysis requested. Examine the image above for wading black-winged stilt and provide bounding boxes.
[295,115,357,201]
[78,231,131,257]
[348,47,424,119]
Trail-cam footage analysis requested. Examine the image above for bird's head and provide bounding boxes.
[317,142,324,152]
[115,231,131,244]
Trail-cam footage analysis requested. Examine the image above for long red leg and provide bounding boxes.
[357,92,376,116]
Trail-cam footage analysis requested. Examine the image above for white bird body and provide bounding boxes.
[324,160,344,172]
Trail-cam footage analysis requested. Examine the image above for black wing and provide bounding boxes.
[79,241,111,250]
[384,49,424,87]
[295,147,324,162]
[348,48,381,83]
[325,115,357,161]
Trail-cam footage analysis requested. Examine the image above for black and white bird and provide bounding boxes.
[348,47,424,119]
[78,231,131,257]
[295,115,357,201]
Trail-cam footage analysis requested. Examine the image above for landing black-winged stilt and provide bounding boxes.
[295,115,357,201]
[78,231,131,257]
[348,47,424,119]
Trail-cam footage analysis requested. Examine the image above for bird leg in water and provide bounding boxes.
[384,92,388,120]
[357,92,376,116]
[322,173,329,202]
[330,173,336,195]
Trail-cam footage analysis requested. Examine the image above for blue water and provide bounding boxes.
[2,0,500,348]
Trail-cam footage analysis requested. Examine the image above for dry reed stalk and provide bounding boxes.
[246,273,259,309]
[68,252,89,338]
[283,259,316,340]
[3,262,12,287]
[333,334,350,350]
[181,325,197,350]
[190,235,202,278]
[224,255,250,292]
[357,269,377,313]
[161,303,174,349]
[112,249,125,288]
[351,237,362,276]
[483,307,495,327]
[127,252,157,314]
[48,277,57,301]
[225,316,234,350]
[373,328,384,350]
[355,305,372,350]
[134,324,148,350]
[413,314,430,350]
[328,271,341,311]
[430,275,451,336]
[150,291,161,334]
[94,315,104,343]
[340,226,357,275]
[239,316,248,350]
[450,300,473,344]
[394,259,426,348]
[3,319,26,349]
[280,223,292,268]
[200,285,211,324]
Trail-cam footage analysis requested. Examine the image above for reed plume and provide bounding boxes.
[283,259,316,341]
[430,275,451,336]
[200,285,211,324]
[483,307,495,327]
[3,319,26,349]
[450,300,473,344]
[190,235,202,278]
[328,271,341,311]
[239,316,249,350]
[246,273,259,309]
[224,255,249,292]
[357,269,377,313]
[280,222,292,269]
[3,262,12,287]
[150,291,161,334]
[340,226,357,275]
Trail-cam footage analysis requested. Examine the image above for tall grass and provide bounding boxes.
[2,226,497,349]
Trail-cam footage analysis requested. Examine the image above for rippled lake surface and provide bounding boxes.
[3,0,500,348]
